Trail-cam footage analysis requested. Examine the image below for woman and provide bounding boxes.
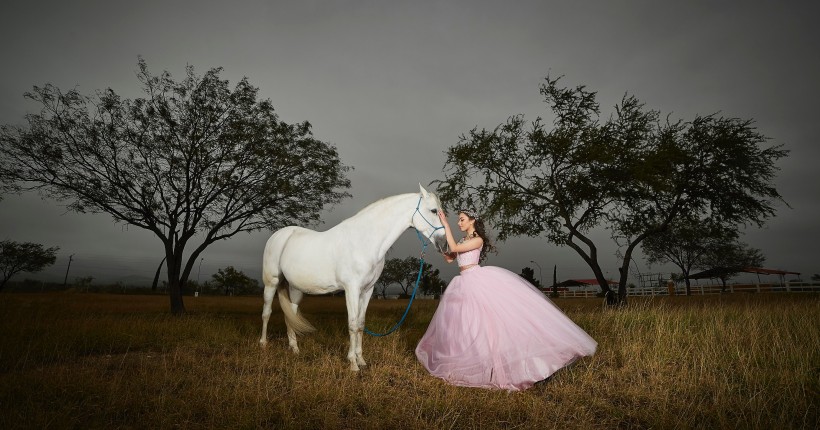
[415,209,597,391]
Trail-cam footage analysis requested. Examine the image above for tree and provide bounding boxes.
[210,266,260,296]
[0,158,20,202]
[519,266,542,289]
[419,266,446,297]
[0,59,351,314]
[376,258,406,298]
[376,256,442,298]
[0,179,15,202]
[151,256,166,292]
[642,216,740,296]
[436,75,787,304]
[697,241,765,293]
[74,276,94,292]
[0,240,59,291]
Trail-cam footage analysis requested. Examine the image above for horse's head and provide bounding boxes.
[412,184,448,252]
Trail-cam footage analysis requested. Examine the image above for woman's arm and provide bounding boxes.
[438,211,484,253]
[448,237,483,253]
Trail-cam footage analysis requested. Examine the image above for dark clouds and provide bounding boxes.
[1,0,818,284]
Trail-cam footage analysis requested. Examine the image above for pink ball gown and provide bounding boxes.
[415,247,597,391]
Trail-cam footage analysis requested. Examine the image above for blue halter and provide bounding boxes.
[412,195,446,246]
[364,195,444,337]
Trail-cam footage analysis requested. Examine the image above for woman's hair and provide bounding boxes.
[459,210,495,262]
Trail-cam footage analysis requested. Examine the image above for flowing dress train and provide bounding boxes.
[415,249,597,391]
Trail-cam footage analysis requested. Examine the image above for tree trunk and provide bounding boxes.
[151,256,166,292]
[685,278,692,296]
[166,251,186,315]
[564,236,620,306]
[591,267,620,306]
[168,278,186,315]
[616,267,629,303]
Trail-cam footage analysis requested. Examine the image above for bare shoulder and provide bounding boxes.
[461,236,483,250]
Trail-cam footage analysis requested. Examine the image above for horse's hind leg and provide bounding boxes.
[259,280,277,347]
[285,286,307,354]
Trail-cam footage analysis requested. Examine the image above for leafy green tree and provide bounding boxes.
[437,75,787,304]
[0,59,351,314]
[376,256,442,298]
[210,266,260,296]
[519,266,542,289]
[0,240,59,291]
[375,258,406,298]
[642,216,740,296]
[418,265,446,297]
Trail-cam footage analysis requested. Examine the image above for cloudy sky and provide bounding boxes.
[1,0,818,287]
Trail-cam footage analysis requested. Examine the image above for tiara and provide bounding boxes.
[459,209,481,221]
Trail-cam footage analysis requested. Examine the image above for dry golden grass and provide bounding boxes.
[0,292,817,429]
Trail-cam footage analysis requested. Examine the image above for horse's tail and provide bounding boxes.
[277,282,317,335]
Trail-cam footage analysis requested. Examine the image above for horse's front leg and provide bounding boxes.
[354,285,375,367]
[344,288,362,371]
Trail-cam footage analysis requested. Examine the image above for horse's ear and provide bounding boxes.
[419,183,429,198]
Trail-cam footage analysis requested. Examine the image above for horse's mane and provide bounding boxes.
[340,191,441,225]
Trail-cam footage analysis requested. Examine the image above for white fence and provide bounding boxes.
[556,281,820,298]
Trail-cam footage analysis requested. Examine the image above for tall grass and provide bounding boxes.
[0,293,817,429]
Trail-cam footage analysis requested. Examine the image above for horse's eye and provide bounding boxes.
[431,209,438,214]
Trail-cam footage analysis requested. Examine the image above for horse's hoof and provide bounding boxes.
[349,363,360,372]
[356,358,367,367]
[259,340,268,348]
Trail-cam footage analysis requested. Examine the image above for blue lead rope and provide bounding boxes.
[364,197,443,337]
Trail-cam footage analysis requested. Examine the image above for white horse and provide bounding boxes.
[259,184,447,371]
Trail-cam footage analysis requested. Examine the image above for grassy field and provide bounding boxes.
[0,292,817,429]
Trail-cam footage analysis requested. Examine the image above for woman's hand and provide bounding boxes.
[437,210,452,235]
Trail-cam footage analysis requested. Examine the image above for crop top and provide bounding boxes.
[456,247,481,267]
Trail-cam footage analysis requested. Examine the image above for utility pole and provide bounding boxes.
[63,254,74,286]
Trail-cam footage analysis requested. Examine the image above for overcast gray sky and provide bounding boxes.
[1,0,818,287]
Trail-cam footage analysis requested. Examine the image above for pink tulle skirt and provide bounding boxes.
[415,265,597,391]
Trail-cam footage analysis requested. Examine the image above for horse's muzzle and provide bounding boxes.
[433,235,448,253]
